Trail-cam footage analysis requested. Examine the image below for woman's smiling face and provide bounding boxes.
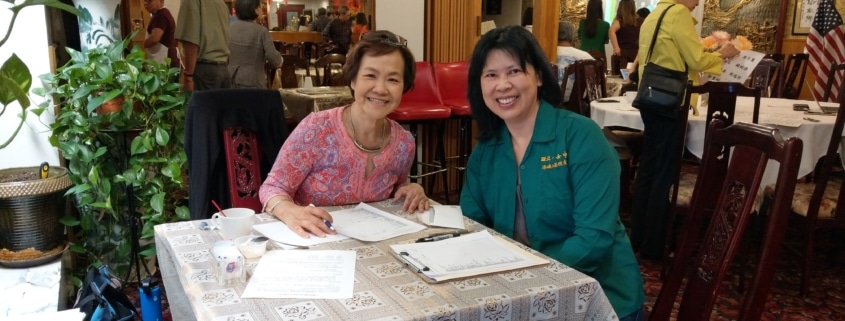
[349,51,406,119]
[480,49,542,124]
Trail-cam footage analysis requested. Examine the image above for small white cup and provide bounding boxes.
[624,91,637,104]
[211,208,255,239]
[303,76,313,89]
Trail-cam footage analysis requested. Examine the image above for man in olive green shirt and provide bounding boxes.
[175,0,231,91]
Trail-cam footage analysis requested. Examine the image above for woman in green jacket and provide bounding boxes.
[579,0,610,58]
[460,25,645,321]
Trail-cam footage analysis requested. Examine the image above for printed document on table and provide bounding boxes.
[331,203,426,242]
[242,250,355,299]
[253,221,349,246]
[389,230,549,282]
[703,50,766,84]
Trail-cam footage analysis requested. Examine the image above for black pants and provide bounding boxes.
[630,107,682,258]
[194,63,231,91]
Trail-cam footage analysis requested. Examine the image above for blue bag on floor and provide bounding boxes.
[73,266,137,321]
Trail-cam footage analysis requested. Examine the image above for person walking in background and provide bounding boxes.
[609,0,642,75]
[310,7,329,32]
[556,21,594,103]
[143,0,180,70]
[228,0,282,89]
[175,0,231,91]
[322,6,353,54]
[579,0,610,59]
[460,25,645,321]
[629,0,739,260]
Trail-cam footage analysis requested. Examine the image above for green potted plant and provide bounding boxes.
[0,0,81,268]
[34,33,190,280]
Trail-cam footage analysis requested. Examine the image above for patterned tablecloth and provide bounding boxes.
[155,200,618,321]
[279,86,354,123]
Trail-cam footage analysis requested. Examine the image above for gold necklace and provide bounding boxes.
[349,109,386,153]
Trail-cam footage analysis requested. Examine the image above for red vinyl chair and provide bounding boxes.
[388,61,452,200]
[433,61,472,194]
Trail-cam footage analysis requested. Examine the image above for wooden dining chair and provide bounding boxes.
[821,62,845,102]
[314,53,346,86]
[764,53,785,64]
[761,87,845,295]
[279,54,307,89]
[651,120,803,321]
[749,58,783,98]
[567,59,607,117]
[781,53,810,99]
[663,82,763,276]
[299,41,316,68]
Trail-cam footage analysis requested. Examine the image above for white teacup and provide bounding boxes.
[624,91,637,104]
[211,208,255,239]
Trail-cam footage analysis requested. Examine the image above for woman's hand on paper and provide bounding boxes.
[278,204,336,238]
[394,183,430,214]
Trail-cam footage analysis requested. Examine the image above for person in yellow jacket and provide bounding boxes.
[629,0,739,259]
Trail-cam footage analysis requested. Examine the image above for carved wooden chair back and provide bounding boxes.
[749,58,783,98]
[822,62,845,102]
[688,81,762,128]
[567,59,606,117]
[314,53,347,87]
[781,53,810,99]
[651,120,803,321]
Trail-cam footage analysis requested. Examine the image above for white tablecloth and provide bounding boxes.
[591,96,843,188]
[155,200,619,321]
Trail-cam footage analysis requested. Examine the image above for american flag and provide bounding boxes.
[806,0,845,102]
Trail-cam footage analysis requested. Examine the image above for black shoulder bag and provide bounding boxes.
[631,4,688,117]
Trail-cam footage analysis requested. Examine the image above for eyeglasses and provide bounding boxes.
[361,31,408,47]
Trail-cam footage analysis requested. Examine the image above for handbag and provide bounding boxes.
[73,266,137,321]
[632,4,688,117]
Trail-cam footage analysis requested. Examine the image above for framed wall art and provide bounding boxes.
[792,0,818,35]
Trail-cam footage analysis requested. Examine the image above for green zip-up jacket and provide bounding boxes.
[460,101,645,317]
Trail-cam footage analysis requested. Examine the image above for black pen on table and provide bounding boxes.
[416,232,462,243]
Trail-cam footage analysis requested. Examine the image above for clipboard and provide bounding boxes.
[389,231,549,283]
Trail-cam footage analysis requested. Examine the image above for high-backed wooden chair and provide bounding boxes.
[764,53,785,64]
[566,59,606,117]
[665,82,763,276]
[762,87,845,295]
[821,62,845,102]
[651,120,803,321]
[314,53,346,86]
[184,89,289,219]
[749,58,783,98]
[299,41,316,68]
[781,53,810,99]
[279,54,307,89]
[281,42,302,57]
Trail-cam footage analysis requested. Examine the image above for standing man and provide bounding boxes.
[143,0,180,70]
[175,0,231,91]
[310,7,329,32]
[321,6,352,54]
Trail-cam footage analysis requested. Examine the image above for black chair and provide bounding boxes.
[279,54,307,88]
[822,62,845,102]
[750,58,784,98]
[184,89,289,219]
[781,53,810,99]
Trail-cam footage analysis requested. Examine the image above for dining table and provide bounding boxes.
[155,200,619,321]
[590,96,844,189]
[279,86,354,123]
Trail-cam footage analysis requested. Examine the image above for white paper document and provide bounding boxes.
[330,203,426,242]
[253,221,349,247]
[416,205,466,229]
[242,250,355,299]
[389,230,549,282]
[703,50,766,84]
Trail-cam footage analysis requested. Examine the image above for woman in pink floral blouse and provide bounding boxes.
[259,30,429,238]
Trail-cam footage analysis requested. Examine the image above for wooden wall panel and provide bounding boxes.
[534,0,560,62]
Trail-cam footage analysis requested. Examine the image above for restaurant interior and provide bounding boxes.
[1,0,845,320]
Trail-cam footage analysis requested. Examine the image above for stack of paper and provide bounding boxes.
[390,230,548,283]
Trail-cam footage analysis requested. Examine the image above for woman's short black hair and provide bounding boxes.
[467,25,561,141]
[354,12,367,25]
[342,30,416,96]
[235,0,260,21]
[636,7,651,19]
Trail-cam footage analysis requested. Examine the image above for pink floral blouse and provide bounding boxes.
[259,106,415,207]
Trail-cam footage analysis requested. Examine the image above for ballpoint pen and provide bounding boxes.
[398,251,430,272]
[415,232,463,243]
[309,203,335,231]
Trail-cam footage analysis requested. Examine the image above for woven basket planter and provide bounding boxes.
[0,166,72,263]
